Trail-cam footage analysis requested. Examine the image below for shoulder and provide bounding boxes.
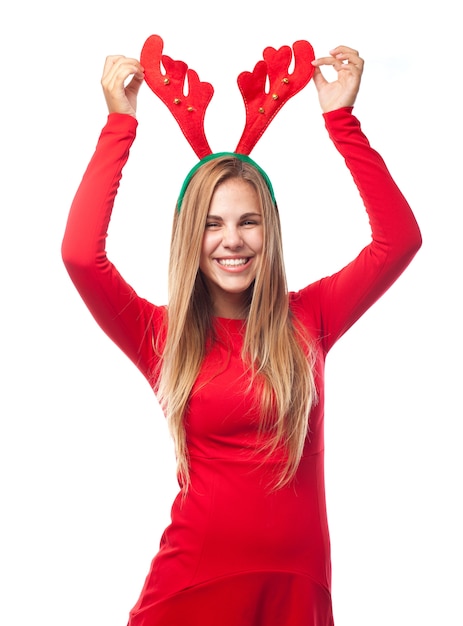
[289,282,323,330]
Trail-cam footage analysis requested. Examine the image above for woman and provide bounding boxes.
[62,44,421,625]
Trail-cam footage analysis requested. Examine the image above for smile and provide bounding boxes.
[217,258,250,267]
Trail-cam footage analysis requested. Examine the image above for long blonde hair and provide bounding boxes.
[156,156,317,489]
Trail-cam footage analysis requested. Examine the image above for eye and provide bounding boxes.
[241,218,261,227]
[205,221,221,230]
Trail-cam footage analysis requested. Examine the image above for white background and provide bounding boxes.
[1,1,461,625]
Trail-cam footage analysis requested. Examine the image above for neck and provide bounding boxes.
[211,291,251,320]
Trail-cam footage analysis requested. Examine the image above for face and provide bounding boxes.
[199,177,263,318]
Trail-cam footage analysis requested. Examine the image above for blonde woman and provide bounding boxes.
[62,44,421,626]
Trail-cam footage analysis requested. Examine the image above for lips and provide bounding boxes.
[217,258,250,267]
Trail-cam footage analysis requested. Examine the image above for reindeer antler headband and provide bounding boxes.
[140,34,315,210]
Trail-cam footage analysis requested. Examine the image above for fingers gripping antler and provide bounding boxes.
[235,41,315,155]
[141,35,214,159]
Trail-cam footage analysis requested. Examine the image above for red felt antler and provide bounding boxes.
[141,36,315,159]
[235,41,315,155]
[141,34,214,159]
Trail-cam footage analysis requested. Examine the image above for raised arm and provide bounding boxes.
[61,57,164,383]
[292,47,422,353]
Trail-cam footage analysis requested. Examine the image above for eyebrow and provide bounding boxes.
[206,212,262,220]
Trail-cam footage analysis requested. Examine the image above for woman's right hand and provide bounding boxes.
[101,55,144,118]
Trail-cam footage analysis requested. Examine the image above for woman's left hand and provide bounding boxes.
[311,46,364,113]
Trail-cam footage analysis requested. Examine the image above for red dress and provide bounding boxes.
[61,108,421,625]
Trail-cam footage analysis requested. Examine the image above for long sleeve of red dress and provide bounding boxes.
[61,113,163,385]
[61,107,421,626]
[291,107,422,354]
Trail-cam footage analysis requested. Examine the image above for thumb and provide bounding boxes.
[126,72,144,96]
[311,66,327,92]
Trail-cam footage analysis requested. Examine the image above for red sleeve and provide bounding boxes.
[61,113,165,384]
[291,107,422,354]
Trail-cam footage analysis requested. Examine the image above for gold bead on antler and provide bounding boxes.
[173,98,181,105]
[163,78,170,85]
[258,107,265,114]
[282,77,289,84]
[187,106,194,112]
[272,94,279,100]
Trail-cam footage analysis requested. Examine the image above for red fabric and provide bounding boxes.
[140,35,315,159]
[61,108,421,625]
[141,35,214,159]
[235,40,315,154]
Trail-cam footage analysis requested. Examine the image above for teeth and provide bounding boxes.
[218,258,248,267]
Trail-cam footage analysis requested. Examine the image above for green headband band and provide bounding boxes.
[177,152,276,212]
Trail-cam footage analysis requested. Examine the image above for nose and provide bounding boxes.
[222,225,243,249]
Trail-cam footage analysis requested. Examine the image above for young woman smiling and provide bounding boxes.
[62,40,421,626]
